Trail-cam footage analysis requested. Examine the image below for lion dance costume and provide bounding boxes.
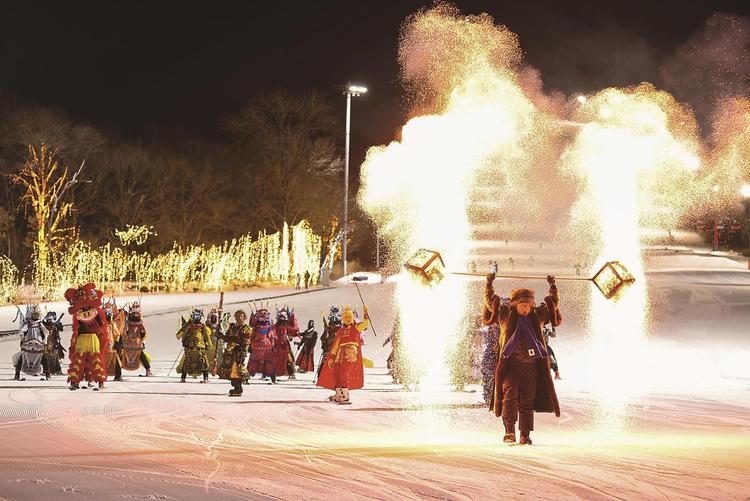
[65,283,109,390]
[317,306,369,404]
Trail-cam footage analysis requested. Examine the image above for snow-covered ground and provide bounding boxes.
[0,249,748,500]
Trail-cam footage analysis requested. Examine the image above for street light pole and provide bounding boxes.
[342,84,367,277]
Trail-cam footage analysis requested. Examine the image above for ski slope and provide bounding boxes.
[0,250,748,500]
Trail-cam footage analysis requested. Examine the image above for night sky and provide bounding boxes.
[1,1,749,167]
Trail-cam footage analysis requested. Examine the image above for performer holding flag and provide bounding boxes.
[316,305,369,405]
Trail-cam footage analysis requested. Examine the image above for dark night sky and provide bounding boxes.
[1,0,749,166]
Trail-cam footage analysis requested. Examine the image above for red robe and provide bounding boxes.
[273,316,299,376]
[317,321,367,390]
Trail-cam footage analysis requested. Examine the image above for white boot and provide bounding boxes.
[328,387,343,402]
[337,387,351,405]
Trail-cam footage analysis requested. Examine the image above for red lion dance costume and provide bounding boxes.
[65,283,109,390]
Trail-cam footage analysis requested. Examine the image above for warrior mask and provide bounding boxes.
[207,309,219,325]
[27,304,41,322]
[341,307,355,326]
[43,311,58,324]
[276,309,289,325]
[328,306,342,327]
[191,309,204,323]
[256,309,270,325]
[128,302,143,323]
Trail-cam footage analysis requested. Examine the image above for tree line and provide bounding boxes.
[0,89,355,272]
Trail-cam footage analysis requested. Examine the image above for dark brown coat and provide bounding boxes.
[483,279,561,418]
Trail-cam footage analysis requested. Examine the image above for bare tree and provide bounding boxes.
[224,89,343,233]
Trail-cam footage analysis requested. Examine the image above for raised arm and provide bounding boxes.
[536,275,561,326]
[355,306,370,333]
[483,273,508,326]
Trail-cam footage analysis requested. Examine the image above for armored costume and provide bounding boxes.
[176,309,213,383]
[116,302,153,378]
[317,306,370,404]
[315,307,341,381]
[206,308,225,376]
[12,304,48,381]
[216,310,251,396]
[103,300,125,380]
[273,307,299,380]
[41,311,65,377]
[295,320,318,373]
[65,283,109,390]
[247,308,277,383]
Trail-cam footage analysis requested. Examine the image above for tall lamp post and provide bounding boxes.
[342,84,367,277]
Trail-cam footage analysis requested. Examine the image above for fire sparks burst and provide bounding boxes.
[360,3,749,432]
[561,84,703,429]
[360,5,536,390]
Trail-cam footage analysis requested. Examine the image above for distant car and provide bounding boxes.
[352,275,369,282]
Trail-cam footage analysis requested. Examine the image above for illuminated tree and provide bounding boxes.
[8,143,86,279]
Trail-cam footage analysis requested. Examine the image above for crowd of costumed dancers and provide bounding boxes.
[10,276,562,443]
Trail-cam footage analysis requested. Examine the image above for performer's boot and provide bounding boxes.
[519,432,532,445]
[201,371,209,383]
[229,380,242,397]
[94,381,104,392]
[337,387,351,405]
[180,369,187,383]
[503,421,516,444]
[328,387,342,402]
[69,381,79,390]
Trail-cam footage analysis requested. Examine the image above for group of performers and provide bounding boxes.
[12,283,153,390]
[10,274,562,444]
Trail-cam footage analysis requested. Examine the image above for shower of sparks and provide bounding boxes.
[360,4,750,433]
[359,5,536,392]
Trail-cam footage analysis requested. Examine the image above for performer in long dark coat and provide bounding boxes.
[484,273,561,445]
[295,320,318,373]
[41,311,65,377]
[315,307,341,381]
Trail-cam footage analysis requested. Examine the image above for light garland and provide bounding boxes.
[28,220,324,300]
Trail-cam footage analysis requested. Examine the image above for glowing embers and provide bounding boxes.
[591,261,636,300]
[404,249,446,287]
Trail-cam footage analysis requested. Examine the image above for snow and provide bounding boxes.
[0,250,748,500]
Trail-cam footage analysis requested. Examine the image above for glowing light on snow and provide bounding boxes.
[359,5,536,390]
